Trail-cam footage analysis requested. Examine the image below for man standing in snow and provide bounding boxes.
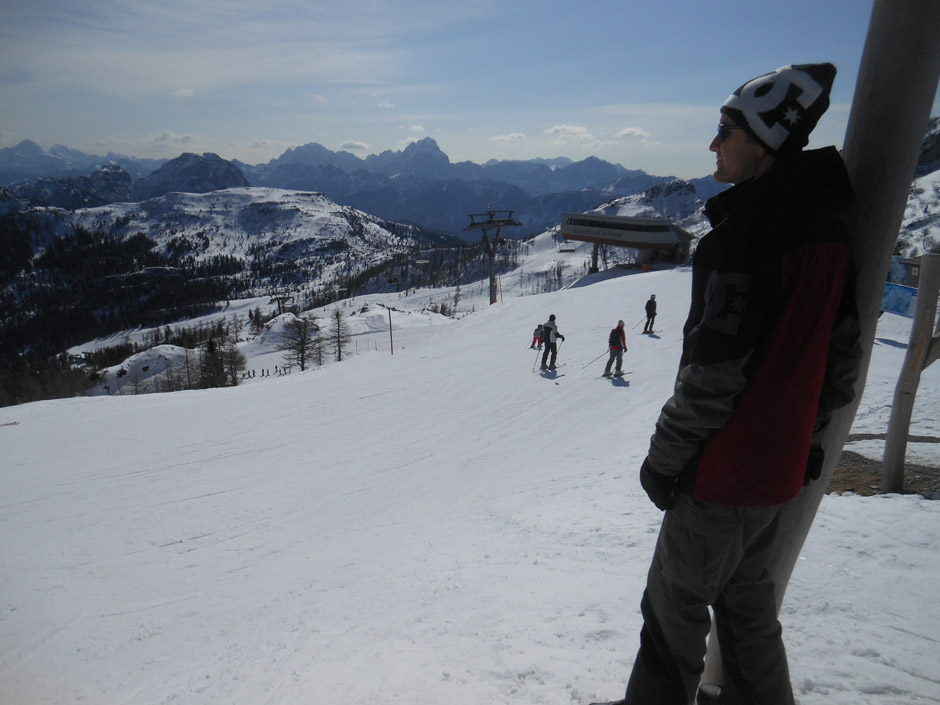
[540,314,565,370]
[643,294,657,334]
[603,320,627,377]
[605,64,862,705]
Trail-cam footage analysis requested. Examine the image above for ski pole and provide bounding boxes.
[581,349,609,369]
[631,316,646,330]
[532,346,542,371]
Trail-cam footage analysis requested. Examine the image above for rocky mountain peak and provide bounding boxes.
[131,152,249,201]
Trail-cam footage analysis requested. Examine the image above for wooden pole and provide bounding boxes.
[701,0,940,692]
[882,254,940,491]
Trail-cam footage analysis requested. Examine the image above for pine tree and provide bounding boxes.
[249,306,265,336]
[222,337,247,385]
[199,339,227,388]
[278,315,320,372]
[329,308,351,362]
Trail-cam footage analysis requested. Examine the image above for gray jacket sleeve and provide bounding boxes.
[645,355,752,478]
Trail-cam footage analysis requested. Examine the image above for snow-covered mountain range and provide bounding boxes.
[1,138,718,239]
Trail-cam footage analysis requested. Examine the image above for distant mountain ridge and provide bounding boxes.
[4,122,939,239]
[239,137,693,238]
[1,138,685,238]
[7,163,132,209]
[0,139,164,184]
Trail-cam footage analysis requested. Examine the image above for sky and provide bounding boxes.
[2,234,939,704]
[1,0,938,179]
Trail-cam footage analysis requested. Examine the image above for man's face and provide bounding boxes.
[709,118,771,184]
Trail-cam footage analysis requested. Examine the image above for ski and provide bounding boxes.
[538,363,566,372]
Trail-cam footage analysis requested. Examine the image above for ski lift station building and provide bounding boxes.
[560,212,694,266]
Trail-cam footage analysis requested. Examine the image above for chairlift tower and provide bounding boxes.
[465,210,521,304]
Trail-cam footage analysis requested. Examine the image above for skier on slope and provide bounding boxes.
[643,294,657,334]
[540,314,565,370]
[530,323,544,350]
[603,320,627,377]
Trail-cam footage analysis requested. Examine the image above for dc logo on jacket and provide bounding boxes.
[703,271,751,335]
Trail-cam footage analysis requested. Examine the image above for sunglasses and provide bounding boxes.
[716,124,744,142]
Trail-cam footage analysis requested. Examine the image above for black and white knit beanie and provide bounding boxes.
[721,63,836,155]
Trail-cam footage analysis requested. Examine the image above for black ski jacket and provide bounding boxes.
[646,147,862,506]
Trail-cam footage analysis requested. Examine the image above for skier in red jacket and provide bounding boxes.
[603,320,627,377]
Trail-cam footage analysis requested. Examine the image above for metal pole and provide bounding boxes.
[701,0,940,690]
[770,0,940,608]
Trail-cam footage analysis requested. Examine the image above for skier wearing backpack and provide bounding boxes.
[530,323,544,350]
[603,320,627,377]
[540,314,565,370]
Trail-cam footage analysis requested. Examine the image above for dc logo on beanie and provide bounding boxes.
[721,63,836,155]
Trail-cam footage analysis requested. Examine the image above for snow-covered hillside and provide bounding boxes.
[900,168,940,256]
[68,187,448,270]
[2,233,939,705]
[593,179,712,239]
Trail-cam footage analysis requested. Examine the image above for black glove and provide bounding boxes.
[640,459,676,511]
[559,335,565,341]
[803,443,824,485]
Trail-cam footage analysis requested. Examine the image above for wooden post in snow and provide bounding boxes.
[882,254,940,491]
[701,0,940,692]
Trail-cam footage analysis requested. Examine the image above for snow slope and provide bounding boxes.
[2,246,940,705]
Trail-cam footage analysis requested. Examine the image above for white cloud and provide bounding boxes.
[407,124,425,133]
[544,125,593,145]
[339,140,368,151]
[616,126,661,146]
[377,101,396,109]
[491,133,526,142]
[173,88,196,97]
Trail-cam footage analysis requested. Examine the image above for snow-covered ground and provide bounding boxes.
[2,233,939,705]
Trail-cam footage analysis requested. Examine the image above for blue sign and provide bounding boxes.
[882,282,917,318]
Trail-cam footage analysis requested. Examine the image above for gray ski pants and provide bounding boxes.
[604,348,623,375]
[624,494,795,705]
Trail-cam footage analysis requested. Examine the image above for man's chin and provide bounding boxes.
[713,168,732,184]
